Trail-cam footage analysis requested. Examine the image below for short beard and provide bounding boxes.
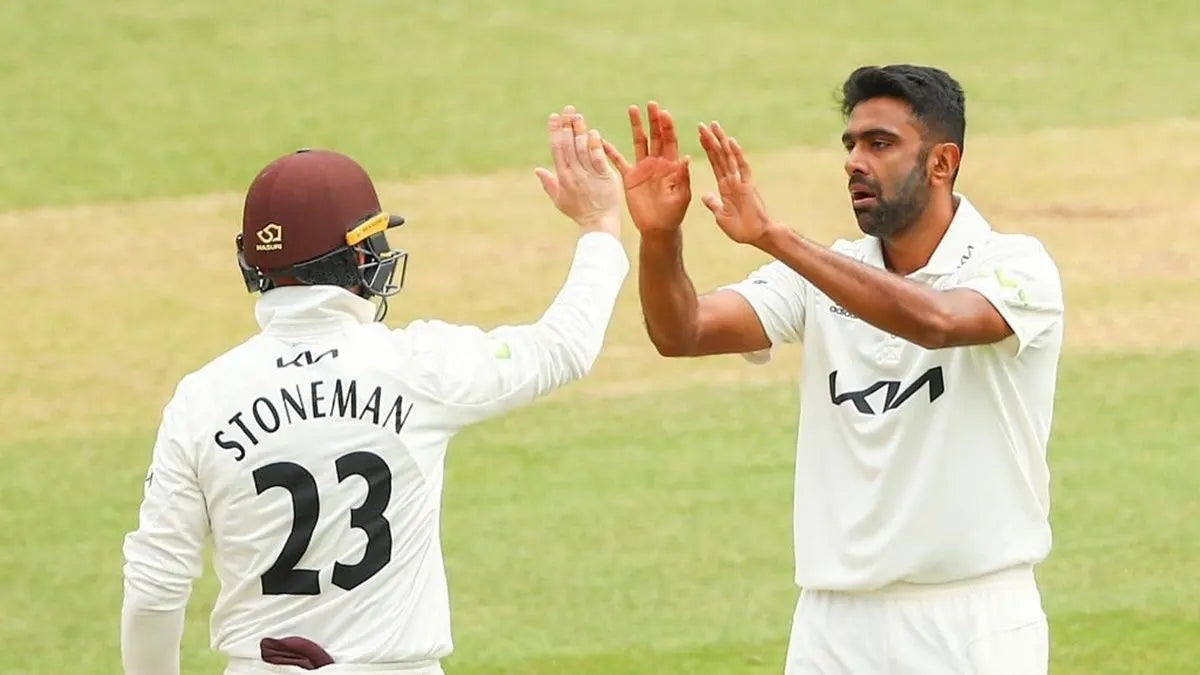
[856,156,932,240]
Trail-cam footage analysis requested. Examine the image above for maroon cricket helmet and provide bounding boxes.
[235,149,407,318]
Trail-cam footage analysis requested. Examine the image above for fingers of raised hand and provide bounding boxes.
[701,192,724,214]
[648,101,663,157]
[629,105,648,161]
[603,140,632,175]
[716,131,742,183]
[659,108,679,160]
[559,108,581,169]
[728,136,752,181]
[571,112,592,169]
[698,122,728,178]
[559,110,610,177]
[710,122,741,180]
[677,154,691,183]
[585,129,610,176]
[534,167,559,200]
[549,112,576,174]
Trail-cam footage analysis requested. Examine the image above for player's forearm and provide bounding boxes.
[756,224,956,349]
[638,230,703,356]
[530,228,630,387]
[121,602,185,675]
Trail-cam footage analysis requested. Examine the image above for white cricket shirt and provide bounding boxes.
[724,195,1064,592]
[121,232,629,670]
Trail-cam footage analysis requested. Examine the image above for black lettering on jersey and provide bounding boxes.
[279,385,308,423]
[253,451,393,595]
[215,430,247,461]
[359,386,382,425]
[211,379,415,462]
[331,379,358,418]
[958,244,975,269]
[228,412,259,445]
[310,380,327,419]
[276,348,340,369]
[252,397,282,433]
[381,394,414,434]
[829,366,945,415]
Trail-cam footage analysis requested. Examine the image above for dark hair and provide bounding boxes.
[840,65,966,152]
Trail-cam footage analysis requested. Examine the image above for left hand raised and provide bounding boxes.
[697,121,776,248]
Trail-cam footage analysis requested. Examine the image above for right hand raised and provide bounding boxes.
[602,101,692,237]
[535,105,623,238]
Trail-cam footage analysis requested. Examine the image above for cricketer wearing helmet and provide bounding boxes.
[120,107,628,675]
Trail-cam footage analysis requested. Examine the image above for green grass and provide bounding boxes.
[1,354,1197,673]
[1,0,1198,208]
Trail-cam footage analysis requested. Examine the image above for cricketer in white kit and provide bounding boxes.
[605,65,1064,674]
[120,106,629,675]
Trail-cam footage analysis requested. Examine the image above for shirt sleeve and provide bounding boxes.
[718,259,811,364]
[121,385,209,675]
[399,231,630,426]
[121,606,186,675]
[952,235,1064,358]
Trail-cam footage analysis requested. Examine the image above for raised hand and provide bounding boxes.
[602,101,692,236]
[535,105,623,237]
[697,121,774,247]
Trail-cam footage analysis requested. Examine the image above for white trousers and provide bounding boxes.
[785,565,1048,675]
[225,658,444,675]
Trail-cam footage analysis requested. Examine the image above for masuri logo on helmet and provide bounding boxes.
[255,223,284,251]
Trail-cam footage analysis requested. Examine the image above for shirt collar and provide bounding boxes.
[254,285,379,336]
[864,193,991,276]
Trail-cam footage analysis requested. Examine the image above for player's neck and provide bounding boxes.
[880,193,957,276]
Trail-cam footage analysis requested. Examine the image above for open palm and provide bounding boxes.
[698,121,772,246]
[603,102,692,235]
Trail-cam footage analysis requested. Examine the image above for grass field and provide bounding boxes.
[1,2,1199,674]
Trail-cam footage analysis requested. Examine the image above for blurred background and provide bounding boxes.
[1,1,1197,673]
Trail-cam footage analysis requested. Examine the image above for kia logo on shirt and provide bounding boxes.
[276,348,340,369]
[829,366,946,414]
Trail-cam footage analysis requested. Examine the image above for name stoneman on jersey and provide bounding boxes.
[214,379,415,462]
[121,113,632,675]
